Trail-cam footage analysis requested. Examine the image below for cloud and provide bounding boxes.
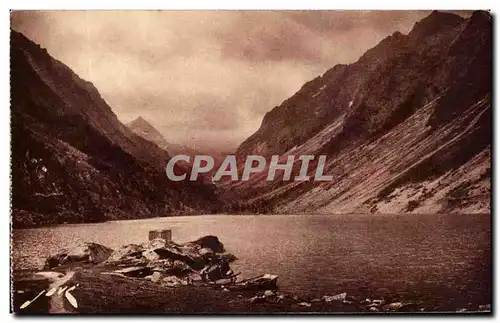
[10,10,472,152]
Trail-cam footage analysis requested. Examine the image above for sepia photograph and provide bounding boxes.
[9,9,492,314]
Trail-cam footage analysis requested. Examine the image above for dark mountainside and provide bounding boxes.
[230,11,491,214]
[10,30,221,228]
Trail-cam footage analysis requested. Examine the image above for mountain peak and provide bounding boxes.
[128,116,150,126]
[409,10,464,40]
[127,116,170,149]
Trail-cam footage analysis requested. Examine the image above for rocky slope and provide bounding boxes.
[230,10,491,214]
[10,31,221,228]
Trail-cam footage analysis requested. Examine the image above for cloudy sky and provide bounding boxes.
[11,10,470,152]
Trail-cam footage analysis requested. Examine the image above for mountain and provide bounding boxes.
[10,30,221,228]
[126,116,226,183]
[127,116,202,157]
[230,11,491,214]
[127,117,170,150]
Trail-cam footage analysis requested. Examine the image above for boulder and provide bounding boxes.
[219,253,238,263]
[105,244,142,263]
[190,235,225,253]
[44,242,113,269]
[142,250,160,262]
[141,238,168,250]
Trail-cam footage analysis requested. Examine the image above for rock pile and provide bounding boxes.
[44,236,238,288]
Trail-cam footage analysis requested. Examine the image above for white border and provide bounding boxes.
[2,1,498,322]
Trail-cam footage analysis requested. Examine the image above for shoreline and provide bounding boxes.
[12,267,492,314]
[11,212,492,230]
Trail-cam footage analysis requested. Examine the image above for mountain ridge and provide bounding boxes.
[228,10,491,215]
[10,30,221,228]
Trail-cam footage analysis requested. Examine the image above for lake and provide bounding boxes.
[12,213,491,309]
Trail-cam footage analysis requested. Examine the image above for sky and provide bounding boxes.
[10,10,471,152]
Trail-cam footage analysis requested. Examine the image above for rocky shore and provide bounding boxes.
[11,235,491,314]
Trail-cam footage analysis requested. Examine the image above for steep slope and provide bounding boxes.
[10,30,220,228]
[230,11,491,214]
[127,117,170,150]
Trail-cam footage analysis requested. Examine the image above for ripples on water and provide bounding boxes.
[12,214,491,308]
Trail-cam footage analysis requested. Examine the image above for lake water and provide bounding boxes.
[12,214,491,309]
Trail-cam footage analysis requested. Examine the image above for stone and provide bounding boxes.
[219,253,238,263]
[456,308,468,312]
[142,250,160,262]
[162,275,188,287]
[44,242,113,269]
[264,290,275,297]
[369,307,379,312]
[322,292,347,303]
[191,235,225,253]
[384,302,403,311]
[298,302,312,307]
[105,244,143,263]
[478,304,491,312]
[142,238,169,250]
[199,248,214,257]
[150,271,162,283]
[311,298,321,303]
